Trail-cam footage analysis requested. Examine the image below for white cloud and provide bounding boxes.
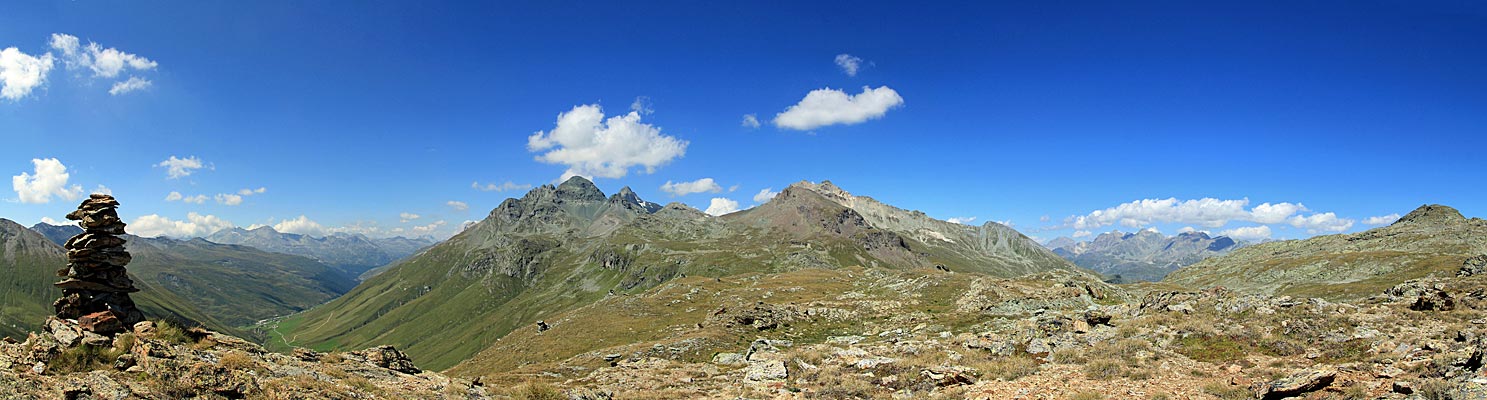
[50,33,157,79]
[773,86,904,130]
[237,187,266,196]
[704,198,739,216]
[11,158,83,204]
[108,76,151,95]
[1039,215,1051,222]
[447,201,469,212]
[660,178,723,196]
[271,215,326,237]
[1141,226,1160,234]
[997,220,1015,227]
[472,181,531,192]
[1072,230,1092,238]
[1363,214,1400,225]
[741,114,761,128]
[164,191,209,204]
[130,212,234,238]
[0,47,55,101]
[1250,202,1308,224]
[1219,225,1272,241]
[1288,213,1354,234]
[165,191,182,201]
[411,220,447,235]
[155,156,205,179]
[1177,226,1201,234]
[1071,198,1253,230]
[91,185,111,195]
[630,96,653,115]
[834,54,863,76]
[753,188,778,203]
[946,216,978,225]
[399,212,420,223]
[214,193,242,206]
[527,104,689,180]
[40,216,64,225]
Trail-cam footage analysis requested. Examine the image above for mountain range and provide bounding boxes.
[1,219,358,340]
[205,226,435,277]
[1044,229,1241,282]
[274,177,1082,370]
[1165,204,1487,299]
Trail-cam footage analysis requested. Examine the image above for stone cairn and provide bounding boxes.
[52,194,144,334]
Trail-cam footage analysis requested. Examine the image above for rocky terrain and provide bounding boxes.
[1166,204,1487,300]
[1046,229,1242,282]
[206,226,435,278]
[0,317,488,399]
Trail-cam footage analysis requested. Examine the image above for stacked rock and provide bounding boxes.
[52,194,144,334]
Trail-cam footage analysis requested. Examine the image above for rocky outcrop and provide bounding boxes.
[52,195,143,334]
[0,318,484,399]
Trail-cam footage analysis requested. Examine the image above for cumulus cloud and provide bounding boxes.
[40,216,64,225]
[399,212,420,223]
[91,185,111,195]
[271,215,326,237]
[630,96,653,115]
[50,33,156,79]
[773,86,904,130]
[11,158,82,204]
[704,198,739,216]
[130,212,234,238]
[411,220,447,235]
[164,191,208,204]
[0,47,55,101]
[155,156,206,179]
[108,76,151,95]
[1219,225,1272,241]
[753,188,778,203]
[527,104,689,180]
[215,193,242,206]
[1071,198,1251,229]
[1072,230,1092,238]
[1288,213,1354,234]
[237,187,266,196]
[1250,202,1308,224]
[661,178,723,196]
[447,201,469,212]
[946,216,978,225]
[472,181,531,192]
[741,114,761,129]
[834,54,864,76]
[1363,213,1401,225]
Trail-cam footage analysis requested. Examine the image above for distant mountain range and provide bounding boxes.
[1043,229,1241,282]
[1165,204,1487,299]
[205,226,435,278]
[276,177,1083,370]
[2,219,358,340]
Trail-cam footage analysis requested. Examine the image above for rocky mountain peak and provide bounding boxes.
[555,176,606,202]
[1394,204,1465,227]
[608,186,662,213]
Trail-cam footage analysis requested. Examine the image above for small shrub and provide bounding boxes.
[506,382,566,400]
[980,355,1039,381]
[48,344,112,374]
[219,351,256,371]
[1200,381,1251,400]
[1083,360,1122,380]
[1070,391,1105,400]
[153,321,193,344]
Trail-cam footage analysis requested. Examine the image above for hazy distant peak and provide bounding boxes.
[1394,204,1465,227]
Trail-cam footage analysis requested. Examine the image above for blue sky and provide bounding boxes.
[2,1,1484,241]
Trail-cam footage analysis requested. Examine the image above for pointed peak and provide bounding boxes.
[1394,204,1465,227]
[556,176,605,201]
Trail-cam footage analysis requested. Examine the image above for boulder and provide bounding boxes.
[743,360,787,381]
[1411,290,1456,311]
[355,345,420,374]
[1255,367,1335,399]
[78,311,125,334]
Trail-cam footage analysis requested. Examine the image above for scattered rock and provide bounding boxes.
[743,360,787,381]
[351,345,421,374]
[1460,255,1487,277]
[1255,367,1336,399]
[711,352,745,366]
[1411,290,1457,311]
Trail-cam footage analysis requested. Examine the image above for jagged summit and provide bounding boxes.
[555,175,606,202]
[608,186,663,213]
[1394,204,1465,227]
